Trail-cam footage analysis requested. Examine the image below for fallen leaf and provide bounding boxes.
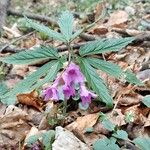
[118,93,143,106]
[144,112,150,127]
[106,10,128,28]
[0,105,31,149]
[108,109,126,126]
[17,90,45,111]
[93,26,108,35]
[66,113,99,133]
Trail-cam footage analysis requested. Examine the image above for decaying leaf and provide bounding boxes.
[118,93,143,106]
[93,26,108,35]
[0,105,31,149]
[17,90,45,111]
[106,10,128,28]
[144,112,150,127]
[66,113,99,133]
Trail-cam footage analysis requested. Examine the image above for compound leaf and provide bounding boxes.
[1,45,59,65]
[87,57,122,79]
[78,57,113,108]
[58,11,74,42]
[79,37,134,56]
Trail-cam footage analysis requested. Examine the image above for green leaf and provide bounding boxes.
[0,82,8,96]
[85,127,94,133]
[78,57,113,108]
[42,130,55,150]
[124,69,144,86]
[30,61,62,90]
[87,57,122,79]
[1,60,60,105]
[58,11,74,42]
[25,18,65,42]
[79,37,134,56]
[1,45,59,65]
[125,111,134,123]
[112,130,128,140]
[102,120,116,131]
[93,138,120,150]
[142,95,150,108]
[27,134,41,145]
[133,137,150,150]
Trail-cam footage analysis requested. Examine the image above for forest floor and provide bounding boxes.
[0,0,150,149]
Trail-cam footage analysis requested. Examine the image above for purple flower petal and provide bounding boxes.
[62,62,85,85]
[63,84,75,99]
[80,84,97,105]
[43,86,59,102]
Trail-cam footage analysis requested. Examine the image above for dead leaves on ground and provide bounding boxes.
[0,105,31,149]
[17,90,45,111]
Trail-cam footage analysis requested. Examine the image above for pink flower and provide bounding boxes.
[43,62,97,105]
[62,84,75,99]
[43,86,59,102]
[80,84,97,105]
[62,63,85,85]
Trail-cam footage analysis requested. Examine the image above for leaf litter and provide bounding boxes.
[0,0,150,149]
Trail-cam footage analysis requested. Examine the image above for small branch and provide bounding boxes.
[0,31,34,52]
[7,9,57,26]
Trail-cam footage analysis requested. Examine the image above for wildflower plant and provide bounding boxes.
[0,11,142,108]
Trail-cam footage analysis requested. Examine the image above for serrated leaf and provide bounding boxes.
[1,46,59,65]
[87,57,122,79]
[25,18,65,42]
[1,60,60,105]
[79,37,134,56]
[133,137,150,150]
[78,57,113,108]
[30,61,62,90]
[125,69,144,86]
[112,130,128,140]
[93,138,120,150]
[142,95,150,108]
[58,11,74,42]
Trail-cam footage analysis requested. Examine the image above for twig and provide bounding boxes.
[7,9,57,26]
[0,31,34,52]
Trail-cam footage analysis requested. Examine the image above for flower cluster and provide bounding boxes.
[43,62,97,105]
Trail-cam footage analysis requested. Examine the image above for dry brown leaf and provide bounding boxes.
[118,93,143,106]
[0,102,7,116]
[0,105,31,149]
[108,109,126,126]
[94,1,105,20]
[106,10,128,27]
[144,112,150,127]
[66,113,99,133]
[93,26,108,35]
[17,90,45,111]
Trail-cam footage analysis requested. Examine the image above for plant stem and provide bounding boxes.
[67,43,72,63]
[63,100,67,116]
